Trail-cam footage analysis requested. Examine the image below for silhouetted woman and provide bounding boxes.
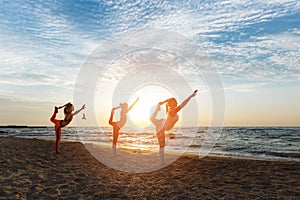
[109,98,139,155]
[150,90,197,163]
[50,103,86,154]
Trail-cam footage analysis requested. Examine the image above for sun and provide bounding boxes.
[128,84,176,128]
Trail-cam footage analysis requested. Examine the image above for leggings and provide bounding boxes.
[50,110,62,153]
[109,111,121,146]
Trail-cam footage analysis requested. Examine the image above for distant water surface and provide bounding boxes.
[0,126,299,161]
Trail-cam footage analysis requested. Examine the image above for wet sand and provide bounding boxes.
[0,137,299,199]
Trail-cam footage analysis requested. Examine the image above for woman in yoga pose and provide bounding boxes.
[109,97,139,155]
[150,90,197,163]
[50,103,86,154]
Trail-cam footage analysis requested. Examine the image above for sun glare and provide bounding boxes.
[128,84,176,128]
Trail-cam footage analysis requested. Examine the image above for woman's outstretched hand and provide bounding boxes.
[191,90,198,97]
[82,104,86,110]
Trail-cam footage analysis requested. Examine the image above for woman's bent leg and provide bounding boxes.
[50,107,59,124]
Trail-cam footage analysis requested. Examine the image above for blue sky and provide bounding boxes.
[0,0,299,126]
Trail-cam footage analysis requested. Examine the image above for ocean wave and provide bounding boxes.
[1,126,300,161]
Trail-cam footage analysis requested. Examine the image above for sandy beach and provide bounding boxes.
[1,137,299,199]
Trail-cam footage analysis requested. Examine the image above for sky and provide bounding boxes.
[0,0,299,126]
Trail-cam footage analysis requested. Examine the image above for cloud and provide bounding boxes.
[0,2,103,93]
[206,30,300,81]
[225,82,268,93]
[145,0,300,36]
[0,0,299,99]
[0,1,99,70]
[291,28,300,34]
[92,0,300,81]
[0,72,59,86]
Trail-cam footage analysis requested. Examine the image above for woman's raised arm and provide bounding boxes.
[175,90,198,113]
[128,97,139,112]
[73,104,86,116]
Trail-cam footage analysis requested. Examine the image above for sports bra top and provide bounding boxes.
[60,114,73,128]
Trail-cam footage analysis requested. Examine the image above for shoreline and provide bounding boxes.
[1,125,300,128]
[1,137,300,199]
[1,135,299,162]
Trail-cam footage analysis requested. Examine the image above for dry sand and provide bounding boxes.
[1,137,299,199]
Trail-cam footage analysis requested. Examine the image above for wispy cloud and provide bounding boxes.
[98,0,300,81]
[0,72,59,86]
[1,0,299,82]
[225,82,268,93]
[208,30,300,81]
[146,0,300,36]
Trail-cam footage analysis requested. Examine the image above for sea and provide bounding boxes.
[0,126,299,162]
